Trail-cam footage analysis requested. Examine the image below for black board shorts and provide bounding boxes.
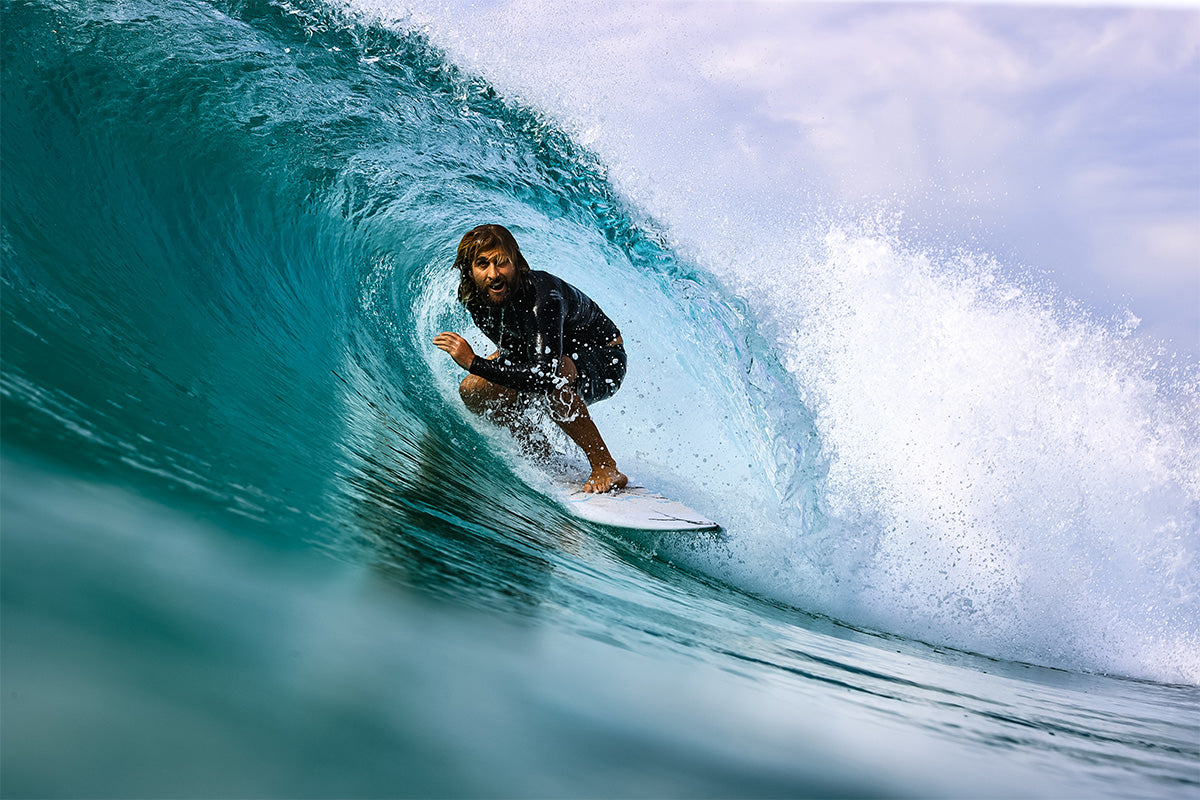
[572,343,627,405]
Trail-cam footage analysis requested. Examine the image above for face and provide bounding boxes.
[471,246,518,305]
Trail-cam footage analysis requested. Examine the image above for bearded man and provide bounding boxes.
[434,224,628,493]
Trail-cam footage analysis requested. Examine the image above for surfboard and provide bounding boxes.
[556,483,720,532]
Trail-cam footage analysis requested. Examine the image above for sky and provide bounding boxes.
[389,0,1200,355]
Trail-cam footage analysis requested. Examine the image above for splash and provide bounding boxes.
[705,222,1200,682]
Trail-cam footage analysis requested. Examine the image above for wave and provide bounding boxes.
[2,0,1197,683]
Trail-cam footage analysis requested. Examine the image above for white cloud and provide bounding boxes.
[388,0,1199,351]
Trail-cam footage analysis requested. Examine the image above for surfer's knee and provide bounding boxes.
[460,373,526,419]
[544,357,583,422]
[558,354,578,385]
[547,385,585,424]
[459,374,494,415]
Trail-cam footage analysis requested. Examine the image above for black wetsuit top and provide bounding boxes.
[466,270,621,395]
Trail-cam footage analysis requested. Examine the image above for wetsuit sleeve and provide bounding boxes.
[466,288,567,393]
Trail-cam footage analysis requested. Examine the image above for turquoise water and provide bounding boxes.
[3,0,1198,796]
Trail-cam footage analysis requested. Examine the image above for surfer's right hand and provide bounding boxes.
[434,332,476,370]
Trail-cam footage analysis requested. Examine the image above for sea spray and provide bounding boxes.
[690,221,1200,682]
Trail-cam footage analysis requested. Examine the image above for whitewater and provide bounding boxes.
[2,0,1198,797]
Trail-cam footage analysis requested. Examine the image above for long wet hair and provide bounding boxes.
[453,224,531,305]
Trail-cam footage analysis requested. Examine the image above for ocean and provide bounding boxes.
[2,0,1197,796]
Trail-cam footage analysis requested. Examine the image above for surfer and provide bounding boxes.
[434,224,629,494]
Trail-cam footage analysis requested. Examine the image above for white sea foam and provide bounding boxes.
[706,221,1200,683]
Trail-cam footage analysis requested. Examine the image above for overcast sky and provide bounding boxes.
[396,0,1199,354]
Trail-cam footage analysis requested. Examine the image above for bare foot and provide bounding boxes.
[583,464,628,494]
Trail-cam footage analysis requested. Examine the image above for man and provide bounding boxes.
[433,224,629,493]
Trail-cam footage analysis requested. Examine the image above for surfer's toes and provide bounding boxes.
[585,469,627,494]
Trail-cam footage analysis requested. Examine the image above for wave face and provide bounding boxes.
[1,0,697,545]
[3,0,1198,695]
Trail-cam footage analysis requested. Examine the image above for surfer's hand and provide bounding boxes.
[434,332,476,370]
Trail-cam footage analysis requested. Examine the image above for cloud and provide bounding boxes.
[393,0,1199,351]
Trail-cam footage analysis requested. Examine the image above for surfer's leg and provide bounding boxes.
[547,356,627,494]
[458,373,553,459]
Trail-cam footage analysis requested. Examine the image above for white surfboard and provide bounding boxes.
[556,483,720,532]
